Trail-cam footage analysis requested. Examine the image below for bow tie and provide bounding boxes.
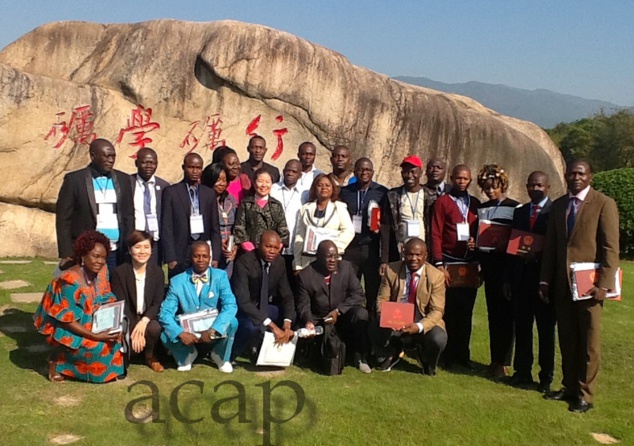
[192,273,209,284]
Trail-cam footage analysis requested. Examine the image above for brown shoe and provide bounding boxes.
[146,357,165,372]
[487,362,509,379]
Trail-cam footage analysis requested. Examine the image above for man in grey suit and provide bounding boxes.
[129,147,170,265]
[540,160,620,413]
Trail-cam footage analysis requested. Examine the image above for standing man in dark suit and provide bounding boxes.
[161,153,221,278]
[340,158,387,317]
[504,171,556,392]
[422,158,451,251]
[540,160,619,413]
[297,240,371,373]
[129,147,170,266]
[231,231,296,362]
[240,136,281,184]
[56,138,134,271]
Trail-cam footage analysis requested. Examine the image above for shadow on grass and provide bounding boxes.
[0,307,50,378]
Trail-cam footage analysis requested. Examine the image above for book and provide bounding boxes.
[91,300,124,334]
[506,229,545,255]
[571,262,622,301]
[303,225,340,255]
[380,302,415,329]
[179,309,225,338]
[256,332,298,367]
[445,262,481,288]
[370,207,381,232]
[477,220,512,251]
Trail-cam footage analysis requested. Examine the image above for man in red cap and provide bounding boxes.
[379,155,426,275]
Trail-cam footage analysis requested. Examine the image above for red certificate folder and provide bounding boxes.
[506,229,545,255]
[571,263,622,301]
[370,207,381,232]
[477,220,512,250]
[380,302,415,329]
[445,262,481,288]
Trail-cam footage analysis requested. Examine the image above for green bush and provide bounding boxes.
[592,168,634,257]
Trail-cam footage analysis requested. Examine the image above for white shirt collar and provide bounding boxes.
[532,196,549,209]
[406,264,425,277]
[569,185,590,202]
[136,173,156,185]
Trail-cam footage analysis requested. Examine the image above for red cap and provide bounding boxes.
[400,155,423,168]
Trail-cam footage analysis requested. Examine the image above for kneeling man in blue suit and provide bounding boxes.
[159,241,238,373]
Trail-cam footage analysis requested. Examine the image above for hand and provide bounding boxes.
[59,257,74,270]
[305,321,315,331]
[401,323,420,335]
[590,287,607,301]
[379,263,388,276]
[271,325,290,345]
[168,261,178,270]
[131,320,148,353]
[199,329,217,343]
[179,331,200,346]
[223,245,238,262]
[437,266,451,286]
[538,284,550,304]
[325,309,339,325]
[283,324,294,342]
[211,261,219,268]
[467,237,476,251]
[93,330,121,343]
[502,283,512,301]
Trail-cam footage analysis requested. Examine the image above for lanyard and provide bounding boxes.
[281,187,297,210]
[451,194,470,223]
[357,188,370,216]
[406,190,421,217]
[188,185,200,215]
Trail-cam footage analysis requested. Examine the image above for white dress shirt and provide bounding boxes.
[271,181,309,255]
[133,173,159,241]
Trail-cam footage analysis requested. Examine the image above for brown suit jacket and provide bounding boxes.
[377,261,446,332]
[540,187,619,295]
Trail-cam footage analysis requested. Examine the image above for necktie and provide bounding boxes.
[260,262,270,312]
[529,204,540,230]
[192,272,208,284]
[408,273,418,304]
[567,198,578,237]
[144,182,152,232]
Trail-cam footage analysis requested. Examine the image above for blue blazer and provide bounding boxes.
[159,267,237,342]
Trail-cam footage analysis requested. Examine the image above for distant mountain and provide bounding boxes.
[394,76,632,128]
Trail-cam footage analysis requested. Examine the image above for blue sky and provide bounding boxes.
[0,0,632,105]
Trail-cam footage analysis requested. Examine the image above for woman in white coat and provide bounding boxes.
[294,173,355,271]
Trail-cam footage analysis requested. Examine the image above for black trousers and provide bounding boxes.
[442,287,478,365]
[343,242,381,318]
[282,254,297,293]
[481,254,514,366]
[333,306,370,357]
[129,314,162,359]
[369,319,447,370]
[512,279,556,384]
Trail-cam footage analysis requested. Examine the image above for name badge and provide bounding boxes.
[98,203,115,215]
[352,215,363,234]
[146,214,159,232]
[406,220,421,238]
[456,222,470,241]
[95,189,117,204]
[98,213,118,225]
[190,214,204,235]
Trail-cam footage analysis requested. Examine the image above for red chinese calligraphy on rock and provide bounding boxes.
[45,105,97,149]
[246,115,261,136]
[180,114,225,154]
[116,105,160,157]
[271,116,287,160]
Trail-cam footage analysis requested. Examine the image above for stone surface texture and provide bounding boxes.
[0,20,565,257]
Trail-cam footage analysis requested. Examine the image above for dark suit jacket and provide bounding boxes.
[55,165,134,259]
[231,251,296,324]
[110,262,166,322]
[540,188,620,296]
[296,260,365,324]
[340,181,388,247]
[161,181,221,265]
[506,199,552,289]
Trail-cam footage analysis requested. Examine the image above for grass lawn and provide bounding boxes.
[0,258,632,446]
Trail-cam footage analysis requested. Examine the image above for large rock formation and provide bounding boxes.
[0,19,565,258]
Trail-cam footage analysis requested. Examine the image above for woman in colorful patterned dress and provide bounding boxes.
[34,230,124,383]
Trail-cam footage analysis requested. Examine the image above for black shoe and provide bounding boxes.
[459,360,477,371]
[543,389,575,402]
[537,382,552,394]
[375,353,403,372]
[508,373,535,387]
[568,399,593,413]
